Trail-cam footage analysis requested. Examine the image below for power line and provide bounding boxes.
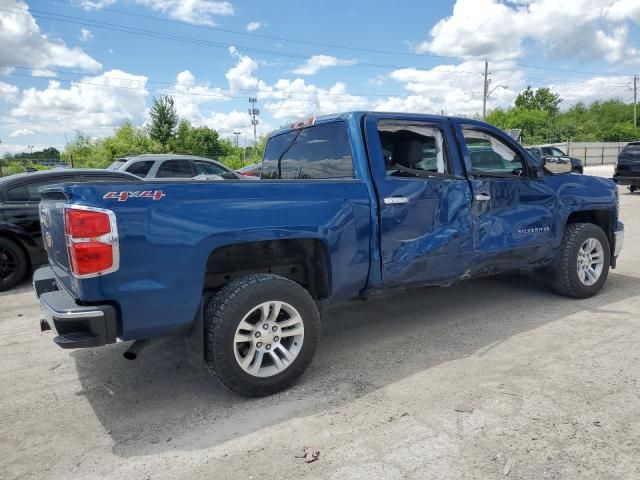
[1,63,633,110]
[45,0,640,78]
[5,4,636,79]
[2,6,485,74]
[52,0,452,60]
[0,65,407,99]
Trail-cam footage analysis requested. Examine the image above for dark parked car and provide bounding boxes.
[613,141,640,192]
[0,169,139,291]
[108,154,240,180]
[526,146,583,174]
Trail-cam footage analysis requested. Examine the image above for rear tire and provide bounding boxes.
[0,237,28,292]
[205,273,321,397]
[549,223,610,298]
[629,185,637,193]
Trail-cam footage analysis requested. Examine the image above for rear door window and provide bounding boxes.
[6,178,72,202]
[377,120,451,177]
[125,160,154,177]
[193,160,227,176]
[156,159,194,178]
[261,121,354,179]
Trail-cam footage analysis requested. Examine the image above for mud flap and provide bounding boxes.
[185,300,205,371]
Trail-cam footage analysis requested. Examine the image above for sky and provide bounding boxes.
[0,0,639,155]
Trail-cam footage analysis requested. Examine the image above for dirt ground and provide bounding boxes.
[2,166,639,479]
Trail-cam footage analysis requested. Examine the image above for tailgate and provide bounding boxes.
[39,188,76,295]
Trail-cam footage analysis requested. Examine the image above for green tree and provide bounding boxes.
[148,95,178,151]
[171,120,226,158]
[514,86,563,115]
[486,107,551,144]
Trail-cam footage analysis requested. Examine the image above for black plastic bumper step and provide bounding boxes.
[53,332,102,349]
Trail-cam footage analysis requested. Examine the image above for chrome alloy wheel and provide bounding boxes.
[577,238,604,286]
[233,301,305,378]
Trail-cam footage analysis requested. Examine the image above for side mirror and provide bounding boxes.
[221,171,237,179]
[531,164,545,178]
[542,156,572,174]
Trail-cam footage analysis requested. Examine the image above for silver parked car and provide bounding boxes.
[108,154,240,180]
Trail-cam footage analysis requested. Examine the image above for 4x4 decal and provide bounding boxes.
[103,190,166,201]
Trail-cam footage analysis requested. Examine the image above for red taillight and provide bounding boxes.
[68,242,114,275]
[64,207,118,277]
[65,209,111,237]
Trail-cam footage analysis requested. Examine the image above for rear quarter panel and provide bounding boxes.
[60,180,371,339]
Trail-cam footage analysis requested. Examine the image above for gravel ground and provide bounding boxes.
[2,169,639,479]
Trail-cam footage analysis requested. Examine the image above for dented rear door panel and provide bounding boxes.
[364,114,474,287]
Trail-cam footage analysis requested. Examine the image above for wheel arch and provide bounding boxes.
[203,238,332,300]
[564,209,614,261]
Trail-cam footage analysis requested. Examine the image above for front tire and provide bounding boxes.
[0,237,28,292]
[549,223,610,298]
[205,273,321,397]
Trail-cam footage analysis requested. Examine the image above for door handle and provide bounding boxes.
[384,196,409,205]
[474,193,491,202]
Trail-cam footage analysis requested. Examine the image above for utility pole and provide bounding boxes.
[233,130,241,147]
[634,75,637,128]
[482,60,489,121]
[248,97,259,145]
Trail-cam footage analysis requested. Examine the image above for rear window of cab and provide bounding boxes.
[261,121,355,179]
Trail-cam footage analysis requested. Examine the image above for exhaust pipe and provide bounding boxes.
[123,339,150,360]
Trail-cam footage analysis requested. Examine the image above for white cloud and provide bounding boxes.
[0,81,19,102]
[366,75,386,86]
[0,1,102,72]
[9,128,35,137]
[31,69,57,78]
[223,49,367,122]
[79,28,94,42]
[259,78,368,120]
[226,46,258,92]
[418,0,640,63]
[8,70,149,134]
[604,0,640,22]
[79,0,116,9]
[201,110,272,139]
[292,55,357,75]
[246,21,262,32]
[376,61,525,116]
[133,0,233,25]
[550,75,635,106]
[169,70,229,123]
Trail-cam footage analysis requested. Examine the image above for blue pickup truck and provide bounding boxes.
[34,112,624,396]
